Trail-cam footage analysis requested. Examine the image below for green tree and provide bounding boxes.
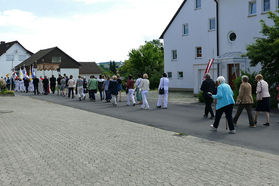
[245,11,279,107]
[119,40,164,89]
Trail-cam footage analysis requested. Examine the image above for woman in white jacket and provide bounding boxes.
[157,73,169,109]
[139,73,150,109]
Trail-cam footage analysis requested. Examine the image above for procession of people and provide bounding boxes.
[2,71,279,135]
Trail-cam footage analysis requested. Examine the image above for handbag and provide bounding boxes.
[256,81,263,101]
[159,78,165,95]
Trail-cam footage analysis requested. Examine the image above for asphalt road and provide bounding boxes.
[21,92,279,155]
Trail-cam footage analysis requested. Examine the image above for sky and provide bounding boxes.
[0,0,184,62]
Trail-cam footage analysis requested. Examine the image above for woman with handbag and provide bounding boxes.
[157,73,169,109]
[254,74,270,126]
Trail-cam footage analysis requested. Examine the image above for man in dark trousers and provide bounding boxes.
[50,75,56,94]
[200,73,216,119]
[24,78,30,93]
[43,76,49,95]
[57,74,62,95]
[33,76,39,95]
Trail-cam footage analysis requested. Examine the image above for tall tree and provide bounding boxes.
[119,40,164,89]
[245,11,279,107]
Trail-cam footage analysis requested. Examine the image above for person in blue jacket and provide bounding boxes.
[209,76,236,134]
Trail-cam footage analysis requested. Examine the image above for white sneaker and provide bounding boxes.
[228,130,236,134]
[210,124,217,131]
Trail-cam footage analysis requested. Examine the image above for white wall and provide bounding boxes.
[219,0,276,61]
[0,43,31,77]
[36,68,79,80]
[163,0,216,90]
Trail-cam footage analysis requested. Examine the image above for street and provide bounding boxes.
[24,91,279,155]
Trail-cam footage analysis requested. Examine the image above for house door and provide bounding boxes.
[228,64,240,90]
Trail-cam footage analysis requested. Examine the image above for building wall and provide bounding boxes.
[219,0,277,56]
[0,43,31,77]
[163,0,216,90]
[36,68,79,80]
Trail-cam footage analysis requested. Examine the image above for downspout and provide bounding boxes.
[214,0,220,76]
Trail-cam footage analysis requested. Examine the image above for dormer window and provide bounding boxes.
[195,0,201,9]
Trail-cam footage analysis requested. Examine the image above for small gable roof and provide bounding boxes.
[79,62,102,74]
[0,40,33,56]
[159,0,187,39]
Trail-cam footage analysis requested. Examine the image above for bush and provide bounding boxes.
[0,89,15,96]
[198,91,205,103]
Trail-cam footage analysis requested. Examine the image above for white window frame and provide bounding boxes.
[171,50,177,61]
[178,71,184,79]
[182,23,189,36]
[248,1,257,16]
[209,18,216,31]
[167,72,172,79]
[195,0,201,9]
[196,47,202,58]
[262,0,270,12]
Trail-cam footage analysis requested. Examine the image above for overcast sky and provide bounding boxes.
[0,0,184,62]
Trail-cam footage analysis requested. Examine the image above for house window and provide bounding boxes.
[18,55,26,61]
[263,0,270,12]
[249,1,257,15]
[195,0,201,9]
[228,32,237,42]
[196,47,202,58]
[52,57,61,63]
[209,18,215,31]
[6,55,14,61]
[182,24,189,35]
[178,71,184,79]
[171,50,177,60]
[167,72,172,78]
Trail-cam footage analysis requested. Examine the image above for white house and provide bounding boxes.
[160,0,276,94]
[0,41,33,78]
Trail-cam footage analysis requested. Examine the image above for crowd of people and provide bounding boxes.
[201,73,279,134]
[10,73,170,110]
[2,71,278,135]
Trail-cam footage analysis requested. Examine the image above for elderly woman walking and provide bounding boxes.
[209,76,236,134]
[254,74,270,126]
[139,73,150,110]
[233,75,255,127]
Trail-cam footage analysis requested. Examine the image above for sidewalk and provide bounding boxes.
[0,96,279,185]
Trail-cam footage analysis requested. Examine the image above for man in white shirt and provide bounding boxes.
[157,73,169,109]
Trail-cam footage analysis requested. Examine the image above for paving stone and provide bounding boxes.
[0,96,279,185]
